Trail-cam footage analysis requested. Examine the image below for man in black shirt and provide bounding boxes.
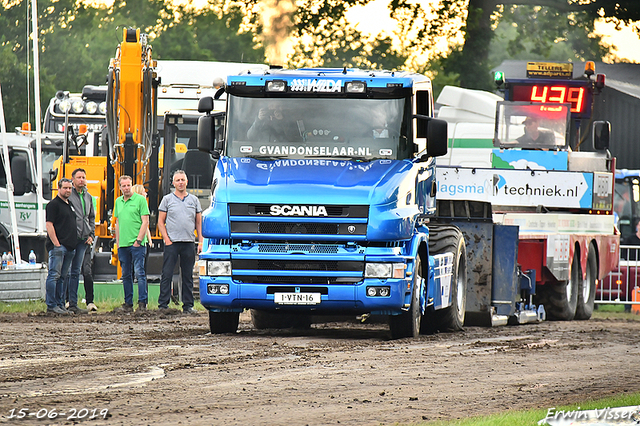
[516,116,555,148]
[44,178,78,315]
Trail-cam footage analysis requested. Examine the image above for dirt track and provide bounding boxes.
[1,311,639,425]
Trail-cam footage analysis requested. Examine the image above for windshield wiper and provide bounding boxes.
[246,155,286,161]
[304,155,376,162]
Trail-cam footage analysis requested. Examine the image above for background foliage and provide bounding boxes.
[0,0,638,130]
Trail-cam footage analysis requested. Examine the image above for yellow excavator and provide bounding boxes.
[52,28,162,280]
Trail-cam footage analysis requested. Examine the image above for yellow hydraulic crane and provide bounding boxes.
[105,28,159,274]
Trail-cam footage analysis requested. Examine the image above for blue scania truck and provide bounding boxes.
[195,67,535,338]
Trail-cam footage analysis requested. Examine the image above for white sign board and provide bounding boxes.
[437,167,593,209]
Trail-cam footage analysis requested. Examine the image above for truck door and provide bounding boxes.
[0,148,38,234]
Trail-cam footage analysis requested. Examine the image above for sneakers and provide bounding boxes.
[68,306,88,315]
[136,302,147,312]
[112,303,133,313]
[87,303,98,312]
[47,306,70,315]
[183,307,199,315]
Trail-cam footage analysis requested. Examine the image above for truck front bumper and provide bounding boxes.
[199,276,412,315]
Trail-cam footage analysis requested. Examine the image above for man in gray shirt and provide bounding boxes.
[157,170,203,313]
[64,168,95,315]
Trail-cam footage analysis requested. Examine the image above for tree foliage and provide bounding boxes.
[1,0,638,130]
[428,0,640,90]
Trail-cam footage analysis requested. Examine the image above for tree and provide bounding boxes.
[259,0,408,70]
[0,0,265,131]
[428,0,640,89]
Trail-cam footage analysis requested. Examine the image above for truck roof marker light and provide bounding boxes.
[21,122,31,134]
[266,80,287,92]
[346,81,366,93]
[584,61,595,77]
[494,71,505,87]
[162,87,168,93]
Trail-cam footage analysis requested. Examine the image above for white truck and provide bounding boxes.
[436,61,619,322]
[0,132,50,262]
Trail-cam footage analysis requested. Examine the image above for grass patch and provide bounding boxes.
[0,287,206,314]
[420,392,640,426]
[593,303,640,320]
[0,300,47,314]
[595,303,626,312]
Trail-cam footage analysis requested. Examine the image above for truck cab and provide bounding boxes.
[0,133,48,261]
[196,68,464,338]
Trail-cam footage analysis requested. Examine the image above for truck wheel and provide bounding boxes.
[389,257,422,339]
[422,225,467,333]
[575,244,597,320]
[209,311,239,334]
[538,250,580,321]
[251,310,312,330]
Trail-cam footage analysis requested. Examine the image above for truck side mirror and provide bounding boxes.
[198,115,215,152]
[426,118,448,158]
[198,111,226,158]
[11,155,30,196]
[198,96,214,113]
[592,121,610,151]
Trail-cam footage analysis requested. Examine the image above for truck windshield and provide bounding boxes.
[494,102,570,150]
[225,96,410,161]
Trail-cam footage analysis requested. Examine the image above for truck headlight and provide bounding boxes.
[58,100,71,113]
[71,100,85,114]
[198,260,231,276]
[365,263,405,279]
[266,80,286,92]
[85,101,98,114]
[345,81,366,93]
[98,101,107,115]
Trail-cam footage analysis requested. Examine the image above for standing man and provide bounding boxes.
[157,170,203,314]
[45,178,77,315]
[64,168,95,315]
[114,175,150,312]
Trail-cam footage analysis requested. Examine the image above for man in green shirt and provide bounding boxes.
[113,175,150,312]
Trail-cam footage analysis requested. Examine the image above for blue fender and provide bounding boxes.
[405,228,429,315]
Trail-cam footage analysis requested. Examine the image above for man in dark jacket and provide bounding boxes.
[64,168,96,314]
[45,178,77,315]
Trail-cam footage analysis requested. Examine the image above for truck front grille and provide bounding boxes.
[255,243,339,254]
[233,259,362,271]
[259,222,338,235]
[231,221,366,236]
[236,276,362,285]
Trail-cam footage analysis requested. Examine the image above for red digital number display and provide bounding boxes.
[511,84,589,114]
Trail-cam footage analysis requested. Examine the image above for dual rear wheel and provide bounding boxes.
[537,244,597,321]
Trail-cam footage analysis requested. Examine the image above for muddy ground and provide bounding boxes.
[0,311,639,426]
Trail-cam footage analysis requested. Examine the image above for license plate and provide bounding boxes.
[274,292,321,305]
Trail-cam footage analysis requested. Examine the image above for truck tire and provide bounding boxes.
[251,310,312,330]
[209,311,240,334]
[575,244,597,320]
[538,250,580,321]
[388,257,423,339]
[422,225,466,333]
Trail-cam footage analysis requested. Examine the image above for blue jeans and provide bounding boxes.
[64,242,88,308]
[158,242,196,310]
[45,245,75,310]
[118,245,147,305]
